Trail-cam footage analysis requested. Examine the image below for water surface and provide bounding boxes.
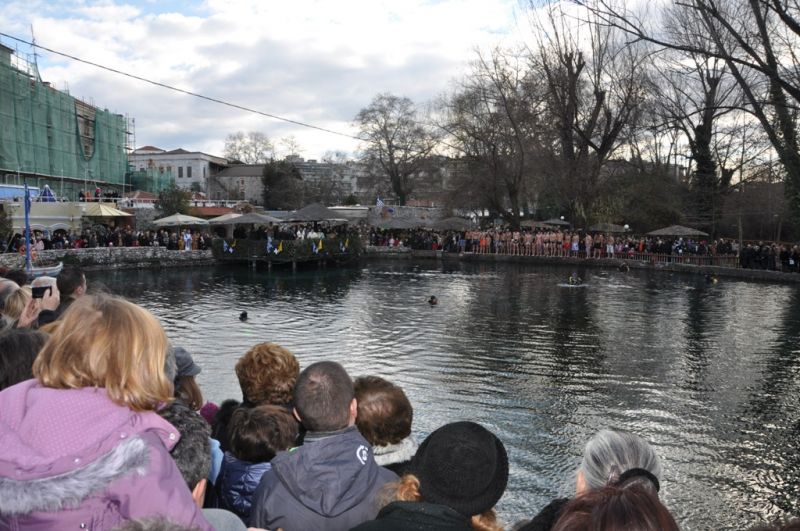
[89,260,800,530]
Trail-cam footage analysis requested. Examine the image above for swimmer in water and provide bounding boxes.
[239,311,248,321]
[705,273,718,284]
[568,274,582,285]
[428,296,438,305]
[618,263,630,273]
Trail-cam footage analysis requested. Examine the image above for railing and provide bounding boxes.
[433,243,743,268]
[212,236,363,262]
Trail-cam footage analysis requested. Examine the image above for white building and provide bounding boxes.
[129,146,228,192]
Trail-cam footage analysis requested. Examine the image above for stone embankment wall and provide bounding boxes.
[365,247,800,284]
[0,248,214,272]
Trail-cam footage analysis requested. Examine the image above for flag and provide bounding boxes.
[317,239,323,251]
[275,241,283,255]
[312,242,318,254]
[345,238,349,249]
[339,241,345,252]
[223,241,229,253]
[376,197,385,208]
[266,236,274,254]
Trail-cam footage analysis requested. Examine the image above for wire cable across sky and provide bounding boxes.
[0,31,361,141]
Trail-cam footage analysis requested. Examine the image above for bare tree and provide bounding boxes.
[529,2,650,227]
[355,93,439,205]
[279,135,303,159]
[441,48,545,228]
[576,0,800,221]
[224,131,274,164]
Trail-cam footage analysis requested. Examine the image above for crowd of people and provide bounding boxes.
[370,227,800,273]
[4,228,214,253]
[1,266,799,530]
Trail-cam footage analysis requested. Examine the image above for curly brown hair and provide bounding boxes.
[235,343,299,406]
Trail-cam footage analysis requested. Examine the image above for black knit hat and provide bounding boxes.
[411,421,509,517]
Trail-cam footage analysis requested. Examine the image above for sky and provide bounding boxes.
[0,0,528,160]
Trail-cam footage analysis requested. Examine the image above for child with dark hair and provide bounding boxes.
[354,375,417,474]
[216,405,299,523]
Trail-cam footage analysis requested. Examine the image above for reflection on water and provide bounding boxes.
[88,261,800,530]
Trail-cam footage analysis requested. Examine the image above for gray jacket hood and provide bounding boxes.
[270,426,384,517]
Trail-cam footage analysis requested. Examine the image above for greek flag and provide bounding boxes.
[376,197,385,208]
[311,242,318,254]
[266,236,274,254]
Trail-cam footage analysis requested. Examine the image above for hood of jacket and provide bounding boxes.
[219,452,271,517]
[270,426,383,518]
[0,379,179,480]
[373,435,417,467]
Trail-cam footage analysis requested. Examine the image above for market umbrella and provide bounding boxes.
[207,212,243,224]
[431,217,472,231]
[83,203,133,217]
[588,222,627,233]
[647,224,708,237]
[541,217,571,227]
[286,203,341,222]
[153,213,209,227]
[232,212,284,225]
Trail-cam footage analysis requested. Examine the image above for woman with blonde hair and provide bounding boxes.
[0,294,212,530]
[352,421,508,531]
[2,284,32,322]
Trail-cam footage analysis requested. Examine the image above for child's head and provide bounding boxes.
[354,375,413,447]
[228,404,299,463]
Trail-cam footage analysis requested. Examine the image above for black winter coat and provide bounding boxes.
[350,501,473,531]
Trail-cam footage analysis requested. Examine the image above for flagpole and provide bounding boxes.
[24,183,32,272]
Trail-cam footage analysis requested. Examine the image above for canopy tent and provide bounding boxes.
[152,213,209,227]
[286,203,343,222]
[588,222,627,233]
[431,217,472,231]
[647,224,709,237]
[207,212,243,224]
[230,212,284,225]
[541,217,571,227]
[82,203,132,217]
[373,218,420,230]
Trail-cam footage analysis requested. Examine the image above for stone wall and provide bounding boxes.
[0,247,214,271]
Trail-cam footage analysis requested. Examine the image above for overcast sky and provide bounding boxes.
[1,0,529,160]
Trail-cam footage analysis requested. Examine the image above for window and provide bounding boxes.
[187,166,192,179]
[178,167,183,178]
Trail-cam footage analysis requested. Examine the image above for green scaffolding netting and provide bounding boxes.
[0,57,127,188]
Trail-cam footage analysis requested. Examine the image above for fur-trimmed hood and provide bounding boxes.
[0,434,150,515]
[0,380,179,480]
[0,381,213,530]
[373,436,417,467]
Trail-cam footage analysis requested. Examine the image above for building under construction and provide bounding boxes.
[0,42,142,199]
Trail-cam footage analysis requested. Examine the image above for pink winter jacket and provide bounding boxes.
[0,380,213,531]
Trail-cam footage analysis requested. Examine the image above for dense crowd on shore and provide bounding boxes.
[1,266,799,530]
[370,227,800,273]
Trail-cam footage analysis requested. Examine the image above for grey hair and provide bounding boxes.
[579,429,662,494]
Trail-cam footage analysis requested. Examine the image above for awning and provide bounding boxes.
[82,203,133,217]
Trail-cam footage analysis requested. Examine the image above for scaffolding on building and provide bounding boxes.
[0,42,129,199]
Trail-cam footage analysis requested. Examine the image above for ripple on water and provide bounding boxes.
[87,262,800,529]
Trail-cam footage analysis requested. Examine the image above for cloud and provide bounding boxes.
[0,0,524,158]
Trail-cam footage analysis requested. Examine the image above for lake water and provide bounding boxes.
[88,260,800,530]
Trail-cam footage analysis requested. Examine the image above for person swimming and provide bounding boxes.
[705,273,718,284]
[428,296,438,305]
[568,274,582,286]
[618,263,630,273]
[239,311,248,321]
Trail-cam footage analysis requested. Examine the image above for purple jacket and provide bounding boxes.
[0,380,212,531]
